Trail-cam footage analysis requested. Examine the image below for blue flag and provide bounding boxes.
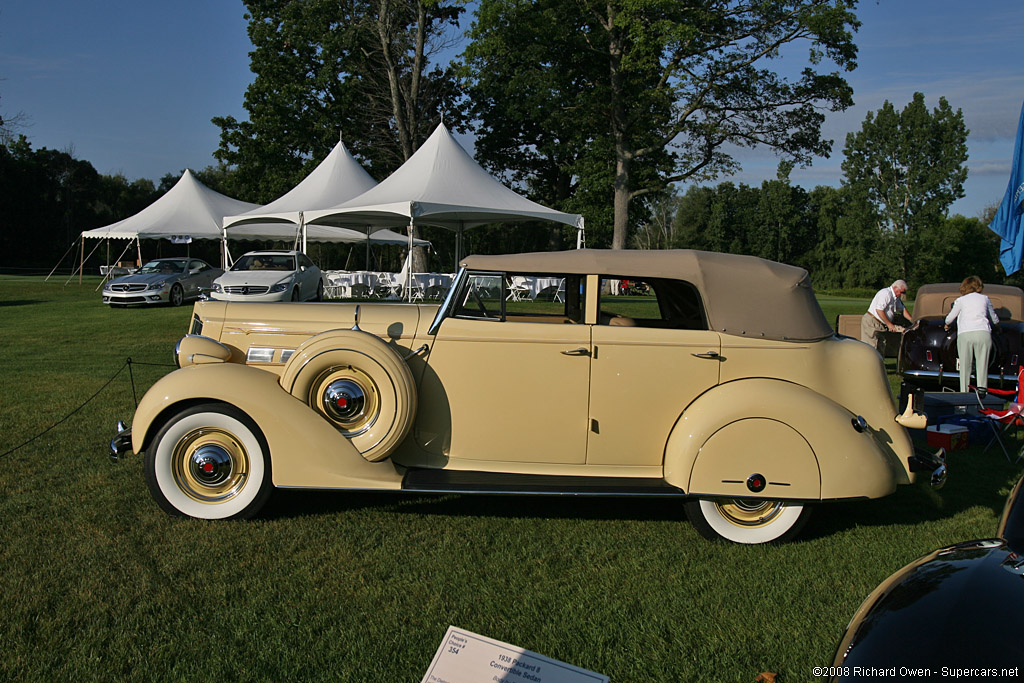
[990,100,1024,275]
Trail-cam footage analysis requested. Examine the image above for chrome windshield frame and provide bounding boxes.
[428,267,467,336]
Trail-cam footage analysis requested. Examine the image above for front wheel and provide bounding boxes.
[169,283,184,307]
[144,404,273,520]
[685,498,811,544]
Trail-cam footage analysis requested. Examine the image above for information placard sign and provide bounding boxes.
[421,626,609,683]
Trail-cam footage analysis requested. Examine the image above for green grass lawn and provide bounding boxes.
[1,277,1020,682]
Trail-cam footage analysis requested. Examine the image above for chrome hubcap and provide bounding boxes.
[189,444,233,487]
[715,499,786,527]
[171,428,249,503]
[322,379,367,423]
[311,366,380,437]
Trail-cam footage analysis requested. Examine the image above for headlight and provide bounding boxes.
[270,281,290,293]
[149,280,169,291]
[211,283,222,293]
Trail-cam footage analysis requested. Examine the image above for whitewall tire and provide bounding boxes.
[145,404,273,520]
[685,498,811,544]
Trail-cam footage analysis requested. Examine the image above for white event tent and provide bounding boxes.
[221,139,424,266]
[75,165,418,279]
[77,169,261,276]
[305,123,585,261]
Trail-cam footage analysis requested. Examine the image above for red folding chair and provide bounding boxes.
[974,365,1024,462]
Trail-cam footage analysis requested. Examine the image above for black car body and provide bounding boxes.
[899,283,1024,391]
[829,475,1024,678]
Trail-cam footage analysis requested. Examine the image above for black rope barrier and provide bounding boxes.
[0,357,176,460]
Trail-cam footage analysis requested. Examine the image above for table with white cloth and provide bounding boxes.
[405,273,454,299]
[522,276,564,300]
[324,271,379,298]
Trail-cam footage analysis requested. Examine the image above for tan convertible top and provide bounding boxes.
[461,249,834,342]
[913,282,1024,321]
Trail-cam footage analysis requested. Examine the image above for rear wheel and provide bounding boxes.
[685,497,810,544]
[144,404,273,520]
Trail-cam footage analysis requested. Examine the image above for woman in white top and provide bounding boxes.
[944,276,1000,394]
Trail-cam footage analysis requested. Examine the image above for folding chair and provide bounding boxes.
[506,276,531,302]
[553,279,566,304]
[974,365,1024,462]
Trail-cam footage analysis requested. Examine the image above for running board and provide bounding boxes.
[401,468,685,497]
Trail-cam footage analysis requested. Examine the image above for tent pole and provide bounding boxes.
[365,229,370,271]
[221,224,228,270]
[46,235,81,282]
[407,220,415,302]
[79,235,85,284]
[95,239,135,291]
[300,211,307,254]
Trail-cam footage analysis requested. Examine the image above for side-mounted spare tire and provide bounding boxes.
[280,330,417,462]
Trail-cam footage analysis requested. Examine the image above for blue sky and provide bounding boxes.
[2,0,1023,219]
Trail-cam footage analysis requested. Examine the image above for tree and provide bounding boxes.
[806,184,882,289]
[841,92,969,279]
[463,0,859,249]
[213,0,465,203]
[747,162,814,268]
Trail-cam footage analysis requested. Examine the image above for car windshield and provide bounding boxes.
[138,260,185,275]
[231,255,295,272]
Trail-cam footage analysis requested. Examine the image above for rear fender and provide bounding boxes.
[664,379,905,501]
[131,363,402,490]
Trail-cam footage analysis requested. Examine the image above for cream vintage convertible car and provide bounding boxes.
[111,250,944,544]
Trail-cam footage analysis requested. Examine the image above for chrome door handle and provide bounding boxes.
[692,351,724,360]
[561,347,590,356]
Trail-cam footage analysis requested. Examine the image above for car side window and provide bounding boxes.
[452,271,584,324]
[453,272,503,320]
[599,276,707,330]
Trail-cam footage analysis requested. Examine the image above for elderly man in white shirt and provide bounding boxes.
[944,275,1000,394]
[861,280,909,354]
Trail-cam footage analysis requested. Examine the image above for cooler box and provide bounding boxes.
[926,423,969,451]
[936,415,990,444]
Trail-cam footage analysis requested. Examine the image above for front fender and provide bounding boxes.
[131,363,403,490]
[664,379,907,501]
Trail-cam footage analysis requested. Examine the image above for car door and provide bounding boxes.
[586,277,722,467]
[416,272,591,465]
[183,260,207,299]
[297,254,318,300]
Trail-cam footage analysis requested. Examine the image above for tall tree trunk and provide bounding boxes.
[607,4,630,250]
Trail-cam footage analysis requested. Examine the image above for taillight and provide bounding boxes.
[926,350,933,362]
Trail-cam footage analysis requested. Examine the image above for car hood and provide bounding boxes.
[109,272,181,285]
[215,271,294,286]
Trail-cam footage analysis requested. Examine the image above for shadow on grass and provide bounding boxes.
[0,299,48,307]
[262,439,1024,542]
[263,487,684,524]
[803,443,1023,541]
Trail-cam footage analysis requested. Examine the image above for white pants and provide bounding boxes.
[957,329,992,392]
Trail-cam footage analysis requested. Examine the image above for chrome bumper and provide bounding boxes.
[110,420,133,462]
[909,445,947,489]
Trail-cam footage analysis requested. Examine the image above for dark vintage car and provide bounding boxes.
[828,475,1024,678]
[898,283,1024,391]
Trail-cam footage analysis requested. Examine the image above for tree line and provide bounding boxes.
[0,1,1011,292]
